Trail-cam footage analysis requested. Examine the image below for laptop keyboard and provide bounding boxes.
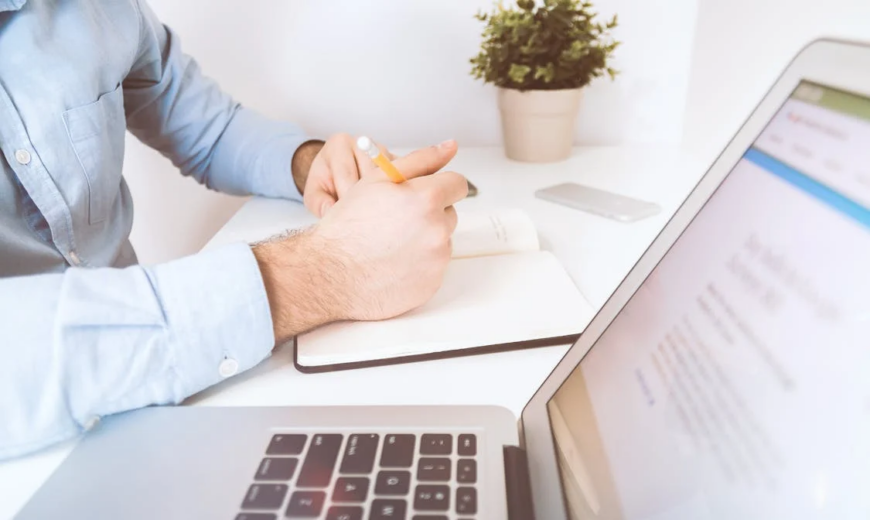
[236,432,480,520]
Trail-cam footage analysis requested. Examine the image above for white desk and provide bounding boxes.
[0,145,703,519]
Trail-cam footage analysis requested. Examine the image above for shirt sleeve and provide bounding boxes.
[0,243,275,460]
[122,0,307,201]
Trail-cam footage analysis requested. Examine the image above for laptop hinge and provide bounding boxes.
[503,445,536,520]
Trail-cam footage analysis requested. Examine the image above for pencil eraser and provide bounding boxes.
[356,136,372,151]
[356,136,378,158]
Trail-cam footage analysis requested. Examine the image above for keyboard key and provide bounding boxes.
[375,470,411,495]
[235,514,277,520]
[414,485,450,511]
[456,487,477,515]
[340,434,379,474]
[416,458,451,481]
[333,477,369,502]
[411,516,447,520]
[457,434,476,456]
[285,491,326,518]
[241,483,288,510]
[254,457,298,481]
[457,459,477,484]
[266,434,307,455]
[326,505,364,520]
[380,434,415,468]
[297,434,343,488]
[419,434,452,455]
[370,499,407,520]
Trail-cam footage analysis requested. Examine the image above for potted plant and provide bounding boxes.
[471,0,620,163]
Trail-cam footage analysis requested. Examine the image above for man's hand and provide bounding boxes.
[255,140,464,343]
[291,133,394,218]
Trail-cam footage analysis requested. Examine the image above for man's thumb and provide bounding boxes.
[392,139,458,180]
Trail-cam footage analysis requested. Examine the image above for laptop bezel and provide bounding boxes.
[516,38,870,520]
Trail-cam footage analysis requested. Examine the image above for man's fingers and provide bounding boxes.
[412,170,469,208]
[304,187,337,218]
[392,139,458,180]
[329,152,361,197]
[445,205,458,233]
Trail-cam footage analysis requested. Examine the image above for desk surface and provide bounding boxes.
[0,145,704,519]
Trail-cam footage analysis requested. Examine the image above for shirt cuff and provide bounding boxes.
[150,242,275,400]
[209,106,309,201]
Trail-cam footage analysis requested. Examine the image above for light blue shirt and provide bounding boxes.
[0,0,309,459]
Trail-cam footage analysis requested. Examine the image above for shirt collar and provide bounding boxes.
[0,0,26,13]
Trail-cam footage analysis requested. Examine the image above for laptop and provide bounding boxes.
[17,38,870,519]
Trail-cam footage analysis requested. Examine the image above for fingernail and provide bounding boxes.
[438,139,456,149]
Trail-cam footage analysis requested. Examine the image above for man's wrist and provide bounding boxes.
[251,229,349,343]
[291,139,326,195]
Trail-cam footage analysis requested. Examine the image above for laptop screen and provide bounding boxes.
[547,81,870,519]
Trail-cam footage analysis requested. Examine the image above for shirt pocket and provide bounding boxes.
[63,83,126,225]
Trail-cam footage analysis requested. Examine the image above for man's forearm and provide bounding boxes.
[0,244,274,460]
[124,1,309,199]
[291,139,326,195]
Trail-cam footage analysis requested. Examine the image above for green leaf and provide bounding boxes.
[518,0,535,11]
[534,63,556,83]
[508,63,532,85]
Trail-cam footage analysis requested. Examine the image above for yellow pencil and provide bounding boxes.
[357,136,406,183]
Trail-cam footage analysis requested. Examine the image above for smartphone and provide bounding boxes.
[535,182,661,222]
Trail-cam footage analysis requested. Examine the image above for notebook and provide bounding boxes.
[293,209,596,372]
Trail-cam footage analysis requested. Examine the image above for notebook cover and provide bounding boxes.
[291,333,580,373]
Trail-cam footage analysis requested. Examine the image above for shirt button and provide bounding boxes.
[69,251,82,266]
[218,357,239,378]
[84,416,100,431]
[14,149,31,165]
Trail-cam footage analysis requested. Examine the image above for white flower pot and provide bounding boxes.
[497,87,584,163]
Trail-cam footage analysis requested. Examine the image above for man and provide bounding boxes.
[0,0,468,459]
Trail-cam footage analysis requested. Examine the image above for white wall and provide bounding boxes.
[683,0,870,161]
[127,0,697,264]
